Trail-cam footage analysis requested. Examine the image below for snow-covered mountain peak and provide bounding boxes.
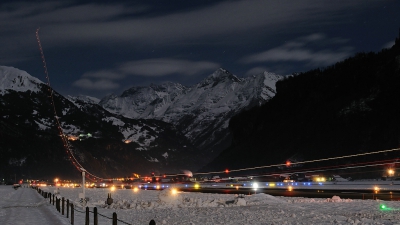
[198,68,241,88]
[150,82,188,93]
[99,68,284,155]
[0,66,44,95]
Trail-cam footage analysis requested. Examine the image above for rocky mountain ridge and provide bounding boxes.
[99,68,283,158]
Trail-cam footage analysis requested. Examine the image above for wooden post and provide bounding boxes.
[67,199,69,218]
[62,197,65,215]
[85,207,89,225]
[94,207,98,225]
[71,204,74,225]
[112,212,117,225]
[52,194,55,205]
[49,193,51,204]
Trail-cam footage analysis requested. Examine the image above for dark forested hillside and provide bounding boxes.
[203,36,400,177]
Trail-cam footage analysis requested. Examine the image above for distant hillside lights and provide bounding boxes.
[67,135,78,141]
[66,133,92,141]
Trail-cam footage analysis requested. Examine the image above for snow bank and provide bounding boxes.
[19,186,400,225]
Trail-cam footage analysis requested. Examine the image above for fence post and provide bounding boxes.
[113,212,117,225]
[53,194,55,205]
[67,199,69,218]
[49,193,51,204]
[62,197,65,215]
[85,207,89,225]
[94,207,98,225]
[71,204,74,225]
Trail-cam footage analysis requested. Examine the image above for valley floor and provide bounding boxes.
[2,185,400,224]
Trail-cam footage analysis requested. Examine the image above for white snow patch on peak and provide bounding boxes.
[0,66,43,94]
[263,71,283,92]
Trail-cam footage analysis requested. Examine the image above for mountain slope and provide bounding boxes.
[202,37,400,177]
[100,68,283,160]
[0,66,202,181]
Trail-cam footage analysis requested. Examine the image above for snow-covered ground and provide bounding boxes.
[0,185,70,225]
[2,185,400,225]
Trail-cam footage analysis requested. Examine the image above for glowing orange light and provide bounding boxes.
[286,161,291,166]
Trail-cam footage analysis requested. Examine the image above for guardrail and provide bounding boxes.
[32,186,156,225]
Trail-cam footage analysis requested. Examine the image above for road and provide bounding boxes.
[0,186,70,225]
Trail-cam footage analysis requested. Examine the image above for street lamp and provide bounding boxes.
[79,168,86,208]
[388,169,395,177]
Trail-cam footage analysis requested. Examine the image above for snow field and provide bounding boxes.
[30,186,400,225]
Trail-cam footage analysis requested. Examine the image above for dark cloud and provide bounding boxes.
[82,70,125,80]
[72,58,220,91]
[118,59,220,76]
[241,34,354,67]
[245,67,269,77]
[72,78,119,90]
[0,0,375,46]
[382,41,395,49]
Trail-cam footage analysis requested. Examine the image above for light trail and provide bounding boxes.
[254,162,400,179]
[193,147,400,176]
[239,158,398,179]
[36,28,106,182]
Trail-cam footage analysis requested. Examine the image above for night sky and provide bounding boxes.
[1,0,399,98]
